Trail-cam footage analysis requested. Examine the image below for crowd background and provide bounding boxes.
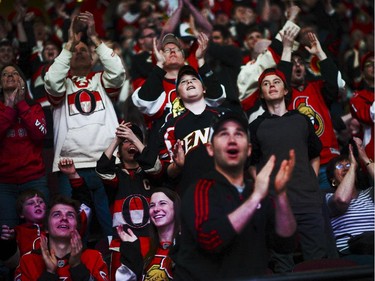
[0,0,373,280]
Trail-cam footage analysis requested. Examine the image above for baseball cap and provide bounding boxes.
[175,65,203,87]
[161,33,182,50]
[209,111,249,142]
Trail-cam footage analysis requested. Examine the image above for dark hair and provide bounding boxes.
[0,64,28,100]
[144,187,181,270]
[212,24,232,40]
[244,26,264,38]
[16,189,47,217]
[326,152,371,190]
[325,155,349,187]
[0,39,12,48]
[45,195,81,232]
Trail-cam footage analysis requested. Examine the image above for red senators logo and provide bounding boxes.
[293,96,324,137]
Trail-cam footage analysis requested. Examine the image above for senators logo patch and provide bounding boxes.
[294,96,324,137]
[67,89,105,116]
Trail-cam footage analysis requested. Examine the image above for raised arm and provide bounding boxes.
[273,150,296,237]
[330,145,358,214]
[183,0,213,35]
[228,155,275,233]
[353,137,374,180]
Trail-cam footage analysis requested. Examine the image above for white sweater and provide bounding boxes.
[44,43,125,172]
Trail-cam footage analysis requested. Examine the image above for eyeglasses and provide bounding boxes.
[163,47,182,54]
[335,163,351,170]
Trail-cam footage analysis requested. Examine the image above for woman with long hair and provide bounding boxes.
[0,63,48,230]
[115,187,181,280]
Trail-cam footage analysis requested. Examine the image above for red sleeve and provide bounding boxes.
[16,101,47,141]
[350,91,374,125]
[0,103,17,139]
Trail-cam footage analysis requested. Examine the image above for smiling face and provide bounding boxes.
[207,120,251,172]
[149,192,175,230]
[0,65,22,91]
[0,45,14,66]
[177,74,204,103]
[47,204,78,239]
[21,195,47,224]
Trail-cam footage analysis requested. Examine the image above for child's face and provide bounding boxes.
[21,195,47,224]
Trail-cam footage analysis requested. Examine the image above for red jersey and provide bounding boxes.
[14,248,109,281]
[0,100,46,183]
[288,80,340,165]
[350,88,375,160]
[14,223,44,256]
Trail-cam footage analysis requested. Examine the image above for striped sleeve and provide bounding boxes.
[193,179,237,253]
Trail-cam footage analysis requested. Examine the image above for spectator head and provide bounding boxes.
[0,64,27,96]
[42,40,61,63]
[361,51,374,71]
[145,187,181,269]
[0,39,15,67]
[326,155,352,188]
[16,189,47,223]
[149,187,181,240]
[70,41,93,75]
[361,51,374,85]
[214,10,230,26]
[207,110,251,171]
[45,195,82,235]
[244,27,263,51]
[291,51,307,86]
[258,68,291,110]
[161,33,185,70]
[137,25,158,52]
[175,65,205,102]
[118,123,144,164]
[232,1,257,25]
[212,25,232,45]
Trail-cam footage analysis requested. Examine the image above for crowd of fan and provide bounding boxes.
[0,0,373,280]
